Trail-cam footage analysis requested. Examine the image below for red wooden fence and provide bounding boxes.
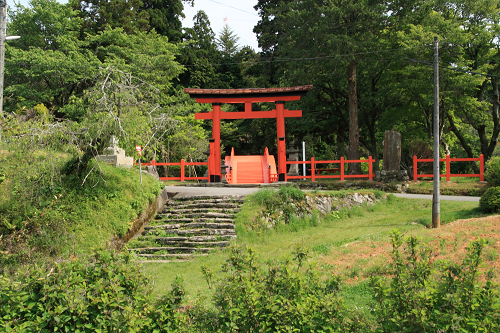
[141,159,209,182]
[412,155,484,181]
[286,156,374,181]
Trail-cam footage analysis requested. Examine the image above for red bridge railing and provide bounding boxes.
[286,156,375,181]
[141,159,209,182]
[412,155,484,181]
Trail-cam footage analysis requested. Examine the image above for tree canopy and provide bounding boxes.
[1,0,499,173]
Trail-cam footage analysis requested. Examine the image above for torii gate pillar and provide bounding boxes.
[184,86,313,182]
[276,101,286,181]
[212,103,222,182]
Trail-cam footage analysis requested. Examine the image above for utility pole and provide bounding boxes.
[432,36,440,228]
[0,0,6,116]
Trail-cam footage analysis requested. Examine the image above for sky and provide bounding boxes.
[11,0,261,51]
[182,0,261,51]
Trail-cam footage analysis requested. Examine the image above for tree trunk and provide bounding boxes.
[487,77,500,160]
[336,124,347,160]
[368,126,380,172]
[448,114,479,174]
[347,59,361,174]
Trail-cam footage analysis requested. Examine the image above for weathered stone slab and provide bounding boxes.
[383,130,401,171]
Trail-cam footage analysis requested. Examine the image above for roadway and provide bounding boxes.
[164,185,480,202]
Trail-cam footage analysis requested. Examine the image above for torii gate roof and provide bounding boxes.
[184,85,313,103]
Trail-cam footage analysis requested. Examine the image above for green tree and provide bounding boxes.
[178,10,219,88]
[386,0,500,170]
[5,0,183,114]
[141,0,194,42]
[266,0,388,172]
[70,0,149,35]
[216,24,240,58]
[6,0,100,111]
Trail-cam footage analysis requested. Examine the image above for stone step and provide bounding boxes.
[130,247,213,254]
[146,222,235,230]
[142,227,236,237]
[152,218,194,224]
[158,207,241,216]
[126,194,244,263]
[155,239,230,247]
[152,218,234,225]
[138,233,236,242]
[135,253,208,260]
[172,196,245,203]
[138,260,191,263]
[163,202,242,210]
[156,212,235,219]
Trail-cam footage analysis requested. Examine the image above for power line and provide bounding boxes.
[5,44,499,79]
[207,0,259,17]
[3,44,430,69]
[402,57,500,78]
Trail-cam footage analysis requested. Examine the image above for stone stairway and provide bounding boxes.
[127,195,245,262]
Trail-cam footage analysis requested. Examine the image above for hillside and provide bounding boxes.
[0,147,164,270]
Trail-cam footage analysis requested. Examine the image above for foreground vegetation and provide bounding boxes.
[2,232,498,332]
[1,175,500,331]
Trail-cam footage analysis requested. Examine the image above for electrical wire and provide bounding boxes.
[207,0,259,17]
[402,57,500,78]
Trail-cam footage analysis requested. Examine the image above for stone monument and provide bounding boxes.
[97,136,134,167]
[287,142,300,176]
[375,130,409,182]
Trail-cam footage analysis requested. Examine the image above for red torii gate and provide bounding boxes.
[184,85,313,182]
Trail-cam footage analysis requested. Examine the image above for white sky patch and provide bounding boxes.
[182,0,260,51]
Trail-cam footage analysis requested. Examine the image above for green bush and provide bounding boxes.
[0,153,164,270]
[479,186,500,213]
[188,244,366,332]
[485,156,500,186]
[0,168,5,184]
[370,230,500,332]
[0,249,186,332]
[250,185,306,225]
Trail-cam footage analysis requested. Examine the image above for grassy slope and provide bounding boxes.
[0,148,163,268]
[143,192,487,302]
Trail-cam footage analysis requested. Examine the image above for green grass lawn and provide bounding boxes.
[142,193,485,304]
[406,177,491,196]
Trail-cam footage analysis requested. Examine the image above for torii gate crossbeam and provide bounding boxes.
[184,85,313,182]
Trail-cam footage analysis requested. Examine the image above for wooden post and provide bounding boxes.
[180,159,185,182]
[311,157,315,182]
[480,154,484,182]
[413,155,417,181]
[340,156,345,181]
[432,36,440,229]
[446,155,451,182]
[368,156,373,180]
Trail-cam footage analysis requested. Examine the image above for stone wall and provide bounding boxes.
[259,192,382,229]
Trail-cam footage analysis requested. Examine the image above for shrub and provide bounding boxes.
[370,230,500,332]
[188,244,366,332]
[0,249,186,332]
[479,186,500,213]
[485,156,500,186]
[250,185,306,225]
